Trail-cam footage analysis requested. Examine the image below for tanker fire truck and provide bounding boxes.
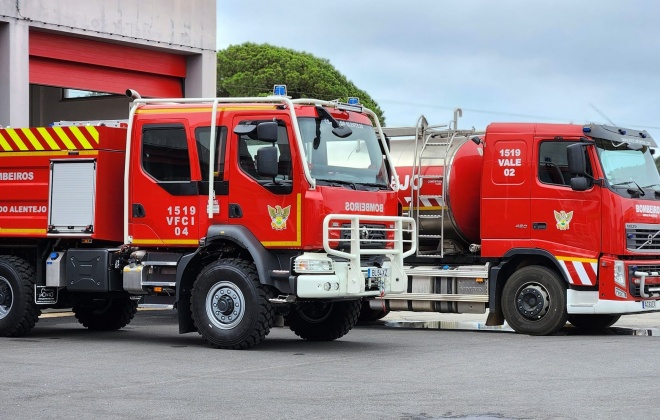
[366,115,660,335]
[0,88,415,349]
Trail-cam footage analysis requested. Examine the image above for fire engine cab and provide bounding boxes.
[0,88,415,349]
[370,115,660,334]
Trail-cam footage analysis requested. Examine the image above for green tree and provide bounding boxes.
[217,43,386,125]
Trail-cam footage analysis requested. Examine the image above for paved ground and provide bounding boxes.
[5,309,660,420]
[381,310,660,333]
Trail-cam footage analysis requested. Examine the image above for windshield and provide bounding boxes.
[298,117,389,188]
[595,138,660,190]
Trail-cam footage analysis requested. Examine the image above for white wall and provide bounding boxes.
[0,0,216,128]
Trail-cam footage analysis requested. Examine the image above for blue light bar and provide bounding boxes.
[347,97,359,105]
[583,126,592,133]
[273,85,287,96]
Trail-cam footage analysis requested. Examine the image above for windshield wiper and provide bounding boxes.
[316,179,357,189]
[612,180,645,196]
[356,182,390,190]
[316,179,389,191]
[643,184,660,197]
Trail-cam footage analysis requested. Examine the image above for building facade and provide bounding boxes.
[0,0,216,127]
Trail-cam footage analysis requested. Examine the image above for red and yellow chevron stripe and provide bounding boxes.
[0,126,101,152]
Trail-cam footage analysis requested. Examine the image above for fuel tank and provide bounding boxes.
[389,136,484,250]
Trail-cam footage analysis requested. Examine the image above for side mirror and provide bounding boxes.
[257,122,278,143]
[567,143,586,175]
[570,177,590,192]
[256,146,278,178]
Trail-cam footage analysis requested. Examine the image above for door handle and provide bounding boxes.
[229,203,242,218]
[132,203,146,218]
[533,222,546,230]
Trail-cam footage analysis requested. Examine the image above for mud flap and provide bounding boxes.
[34,286,58,305]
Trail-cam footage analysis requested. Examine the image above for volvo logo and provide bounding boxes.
[360,226,370,239]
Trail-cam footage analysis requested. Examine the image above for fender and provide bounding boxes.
[175,224,281,295]
[488,248,570,313]
[205,224,281,284]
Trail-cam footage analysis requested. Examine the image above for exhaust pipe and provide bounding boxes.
[126,89,141,100]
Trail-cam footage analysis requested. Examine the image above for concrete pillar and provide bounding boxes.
[0,21,30,128]
[185,50,217,98]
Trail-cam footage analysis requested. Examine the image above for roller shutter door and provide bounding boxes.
[29,30,186,98]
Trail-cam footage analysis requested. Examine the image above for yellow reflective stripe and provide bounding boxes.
[70,126,93,149]
[0,150,98,158]
[0,132,12,151]
[135,106,276,114]
[0,228,47,234]
[6,129,28,150]
[131,239,199,245]
[556,256,598,263]
[86,126,100,144]
[53,127,76,150]
[21,128,45,151]
[36,127,60,150]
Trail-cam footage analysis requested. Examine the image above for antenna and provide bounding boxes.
[589,103,616,126]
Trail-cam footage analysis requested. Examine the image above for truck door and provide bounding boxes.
[129,121,200,246]
[227,117,299,246]
[531,139,601,281]
[481,135,532,252]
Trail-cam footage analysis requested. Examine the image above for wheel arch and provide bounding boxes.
[488,248,569,317]
[175,225,281,334]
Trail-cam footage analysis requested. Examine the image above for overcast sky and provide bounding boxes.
[217,1,660,139]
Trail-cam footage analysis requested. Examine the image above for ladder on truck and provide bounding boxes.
[386,111,480,259]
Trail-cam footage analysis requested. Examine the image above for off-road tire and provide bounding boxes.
[72,296,138,330]
[191,258,275,349]
[287,299,361,341]
[502,265,568,336]
[0,256,41,337]
[568,314,621,329]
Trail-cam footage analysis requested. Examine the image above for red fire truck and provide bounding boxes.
[367,115,660,334]
[0,89,415,349]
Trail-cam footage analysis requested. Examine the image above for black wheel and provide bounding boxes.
[287,299,361,341]
[72,296,138,330]
[501,266,567,336]
[568,314,621,329]
[357,300,389,323]
[0,256,41,337]
[191,258,275,349]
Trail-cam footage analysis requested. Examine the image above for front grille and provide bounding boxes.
[339,223,386,249]
[629,264,660,297]
[626,223,660,252]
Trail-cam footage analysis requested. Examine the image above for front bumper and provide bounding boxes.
[567,289,660,314]
[295,257,408,298]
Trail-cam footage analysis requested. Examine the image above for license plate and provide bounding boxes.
[643,300,656,309]
[367,268,389,278]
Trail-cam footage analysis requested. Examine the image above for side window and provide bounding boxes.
[538,141,592,186]
[142,124,191,182]
[237,122,292,182]
[196,126,227,180]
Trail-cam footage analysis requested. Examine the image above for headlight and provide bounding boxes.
[293,254,334,274]
[614,260,625,286]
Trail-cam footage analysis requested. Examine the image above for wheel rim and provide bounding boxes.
[0,276,14,320]
[297,302,333,323]
[515,283,549,320]
[206,281,245,330]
